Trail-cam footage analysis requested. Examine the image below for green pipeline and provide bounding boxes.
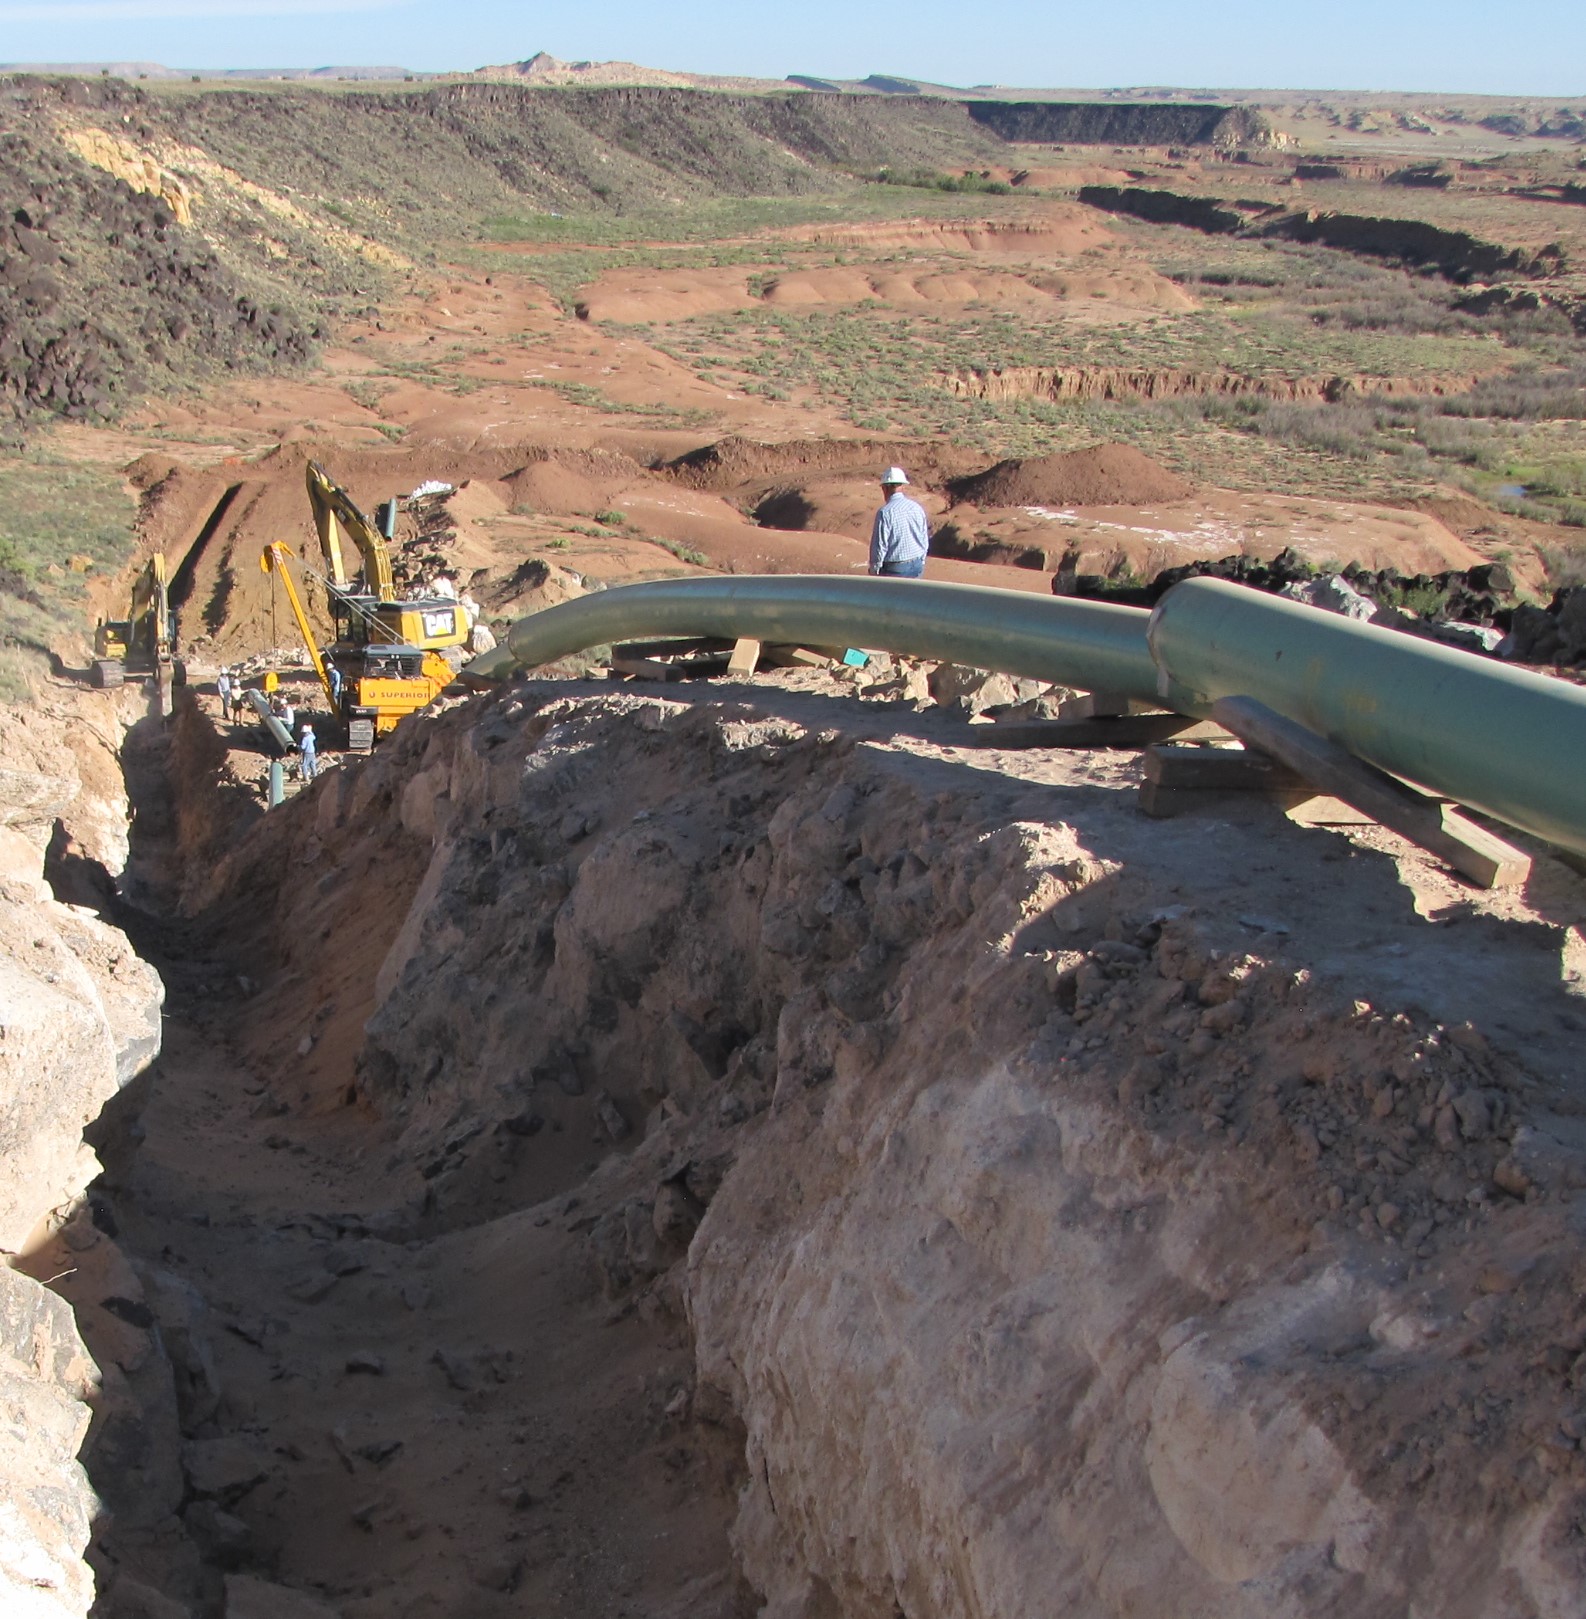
[501,575,1162,699]
[490,571,1586,858]
[1150,577,1586,857]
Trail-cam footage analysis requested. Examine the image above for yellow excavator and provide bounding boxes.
[92,553,182,695]
[258,463,469,750]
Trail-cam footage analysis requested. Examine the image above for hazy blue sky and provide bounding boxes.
[1,0,1582,97]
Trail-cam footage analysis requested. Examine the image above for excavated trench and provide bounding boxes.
[15,670,1586,1618]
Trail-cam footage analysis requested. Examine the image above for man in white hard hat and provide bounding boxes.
[868,466,930,578]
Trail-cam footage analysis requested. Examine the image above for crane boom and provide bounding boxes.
[259,543,336,709]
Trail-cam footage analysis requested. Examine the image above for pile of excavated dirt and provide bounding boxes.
[948,441,1196,508]
[499,447,645,516]
[664,435,978,492]
[42,670,1586,1619]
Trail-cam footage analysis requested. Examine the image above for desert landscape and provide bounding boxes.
[2,47,1586,1619]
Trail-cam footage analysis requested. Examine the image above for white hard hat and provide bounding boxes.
[881,466,909,486]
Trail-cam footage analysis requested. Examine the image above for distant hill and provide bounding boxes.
[0,62,430,81]
[467,51,778,94]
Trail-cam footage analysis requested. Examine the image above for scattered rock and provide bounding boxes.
[224,1574,343,1619]
[285,1271,338,1304]
[181,1435,270,1504]
[432,1349,474,1392]
[594,1090,630,1141]
[183,1499,253,1567]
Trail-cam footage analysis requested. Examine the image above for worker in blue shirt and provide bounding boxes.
[868,467,930,578]
[299,724,318,783]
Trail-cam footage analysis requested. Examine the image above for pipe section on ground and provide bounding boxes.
[501,575,1160,700]
[1149,577,1586,857]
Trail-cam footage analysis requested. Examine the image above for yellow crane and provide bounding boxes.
[260,537,464,753]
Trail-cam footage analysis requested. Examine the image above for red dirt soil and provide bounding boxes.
[949,442,1197,508]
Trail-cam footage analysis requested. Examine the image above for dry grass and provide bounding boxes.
[0,450,139,699]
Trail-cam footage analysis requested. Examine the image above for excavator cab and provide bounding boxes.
[329,593,470,654]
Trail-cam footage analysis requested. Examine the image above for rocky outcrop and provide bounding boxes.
[0,693,163,1619]
[970,103,1276,150]
[0,1266,100,1618]
[0,83,317,431]
[939,364,1488,406]
[1267,208,1566,280]
[1078,185,1247,234]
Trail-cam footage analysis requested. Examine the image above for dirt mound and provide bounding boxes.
[665,435,974,492]
[575,264,1157,323]
[949,441,1194,508]
[776,212,1112,256]
[501,447,646,515]
[486,556,592,617]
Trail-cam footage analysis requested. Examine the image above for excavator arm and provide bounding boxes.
[128,553,172,661]
[306,460,394,599]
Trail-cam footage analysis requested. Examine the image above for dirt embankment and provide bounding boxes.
[939,364,1494,406]
[60,670,1583,1619]
[1079,184,1568,282]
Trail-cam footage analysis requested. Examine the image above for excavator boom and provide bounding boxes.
[306,460,394,599]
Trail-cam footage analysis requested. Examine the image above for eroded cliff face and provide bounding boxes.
[191,677,1586,1619]
[0,688,164,1619]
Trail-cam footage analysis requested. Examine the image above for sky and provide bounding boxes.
[0,0,1582,97]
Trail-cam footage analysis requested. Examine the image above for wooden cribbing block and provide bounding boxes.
[957,715,1228,751]
[1211,696,1530,890]
[1144,744,1310,793]
[1288,797,1378,828]
[1059,691,1167,721]
[762,645,834,669]
[1138,741,1318,818]
[610,655,688,682]
[726,638,762,678]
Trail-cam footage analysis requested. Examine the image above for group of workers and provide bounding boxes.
[202,469,925,796]
[214,666,318,784]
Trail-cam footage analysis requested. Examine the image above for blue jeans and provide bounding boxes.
[877,556,926,578]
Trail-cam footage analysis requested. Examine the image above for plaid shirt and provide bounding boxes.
[869,493,930,572]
